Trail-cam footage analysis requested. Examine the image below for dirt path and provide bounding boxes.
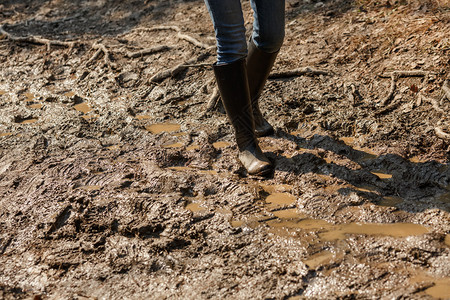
[0,0,449,299]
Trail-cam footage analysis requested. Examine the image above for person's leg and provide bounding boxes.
[247,0,285,137]
[204,0,273,175]
[204,0,247,65]
[250,0,285,53]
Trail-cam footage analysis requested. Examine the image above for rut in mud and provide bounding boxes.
[0,0,449,299]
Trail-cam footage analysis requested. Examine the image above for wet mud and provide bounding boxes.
[0,0,449,299]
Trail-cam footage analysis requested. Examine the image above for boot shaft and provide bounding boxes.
[213,59,256,151]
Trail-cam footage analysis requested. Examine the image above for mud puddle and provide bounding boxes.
[73,102,92,114]
[409,271,450,299]
[146,123,181,134]
[1,0,449,298]
[212,141,231,149]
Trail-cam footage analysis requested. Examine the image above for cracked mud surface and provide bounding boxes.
[0,0,449,299]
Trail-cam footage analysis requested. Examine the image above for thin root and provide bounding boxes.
[150,56,200,83]
[380,74,397,106]
[269,67,331,79]
[423,95,446,114]
[87,43,114,67]
[206,87,220,111]
[177,32,214,50]
[379,70,433,78]
[126,45,171,58]
[124,25,181,36]
[435,126,450,141]
[0,25,75,51]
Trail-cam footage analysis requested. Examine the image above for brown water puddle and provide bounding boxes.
[371,171,393,179]
[163,142,184,148]
[272,208,303,219]
[74,102,93,114]
[410,273,450,299]
[185,202,205,213]
[186,144,200,151]
[135,115,151,120]
[354,185,377,193]
[198,170,218,175]
[79,185,101,191]
[28,103,43,109]
[173,132,187,137]
[107,145,120,150]
[303,250,344,269]
[0,132,12,137]
[260,184,293,194]
[378,196,403,207]
[266,193,297,208]
[24,92,35,101]
[319,223,429,241]
[266,218,429,241]
[212,141,231,149]
[146,123,181,134]
[231,220,244,227]
[64,91,75,97]
[340,136,355,145]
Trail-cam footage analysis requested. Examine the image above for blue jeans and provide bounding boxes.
[204,0,285,64]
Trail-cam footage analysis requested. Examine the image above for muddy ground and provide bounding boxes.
[0,0,449,299]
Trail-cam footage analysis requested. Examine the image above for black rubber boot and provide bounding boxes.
[213,58,273,176]
[246,38,279,137]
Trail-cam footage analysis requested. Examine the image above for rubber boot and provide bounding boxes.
[246,38,279,137]
[213,58,273,176]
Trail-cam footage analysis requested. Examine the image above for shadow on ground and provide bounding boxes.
[272,131,449,213]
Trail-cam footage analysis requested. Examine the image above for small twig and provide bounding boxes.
[87,43,114,67]
[123,25,181,36]
[378,70,439,106]
[375,94,402,116]
[149,57,199,83]
[379,70,431,78]
[268,67,331,79]
[177,32,214,49]
[346,83,362,106]
[435,126,450,141]
[126,45,171,58]
[380,74,397,106]
[206,87,220,111]
[423,95,445,114]
[0,25,75,51]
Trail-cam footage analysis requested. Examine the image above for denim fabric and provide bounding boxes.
[204,0,285,64]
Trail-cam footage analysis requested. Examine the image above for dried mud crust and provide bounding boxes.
[0,0,449,299]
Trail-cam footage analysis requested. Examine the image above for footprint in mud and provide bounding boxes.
[235,183,430,250]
